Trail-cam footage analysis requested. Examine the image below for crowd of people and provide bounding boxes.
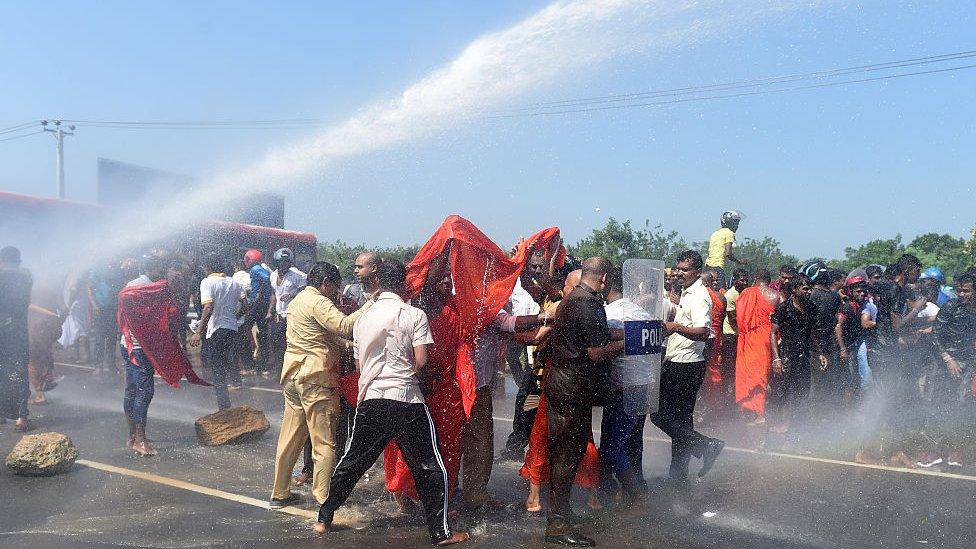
[1,210,975,547]
[703,212,976,471]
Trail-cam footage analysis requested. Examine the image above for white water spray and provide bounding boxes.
[109,0,816,251]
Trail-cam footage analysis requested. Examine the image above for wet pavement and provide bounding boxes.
[1,359,974,548]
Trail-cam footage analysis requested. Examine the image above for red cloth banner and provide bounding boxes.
[118,279,208,388]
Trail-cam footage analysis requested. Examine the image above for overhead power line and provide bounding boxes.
[489,60,976,118]
[0,130,44,142]
[0,121,42,135]
[9,49,973,133]
[500,50,976,112]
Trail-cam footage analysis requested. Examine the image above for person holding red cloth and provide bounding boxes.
[117,252,208,456]
[382,216,562,513]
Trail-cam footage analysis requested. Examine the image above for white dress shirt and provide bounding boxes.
[664,278,712,363]
[270,267,307,317]
[353,292,434,405]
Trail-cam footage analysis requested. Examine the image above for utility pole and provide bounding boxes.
[41,120,75,199]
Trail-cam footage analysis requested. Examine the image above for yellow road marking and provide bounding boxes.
[76,459,322,521]
[55,362,95,371]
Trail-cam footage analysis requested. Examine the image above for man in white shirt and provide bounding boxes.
[268,248,307,378]
[652,250,724,483]
[599,267,655,502]
[190,256,243,411]
[315,261,469,546]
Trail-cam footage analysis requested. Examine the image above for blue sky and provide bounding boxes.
[2,1,974,259]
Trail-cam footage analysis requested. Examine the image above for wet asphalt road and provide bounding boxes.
[1,359,975,549]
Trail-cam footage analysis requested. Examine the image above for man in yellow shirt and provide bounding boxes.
[270,261,373,509]
[705,210,746,288]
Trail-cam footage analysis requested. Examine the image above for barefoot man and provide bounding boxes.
[314,260,469,546]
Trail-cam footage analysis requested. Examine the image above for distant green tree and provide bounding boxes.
[905,232,975,279]
[730,237,800,274]
[317,241,419,281]
[568,218,689,266]
[832,232,976,278]
[833,235,905,272]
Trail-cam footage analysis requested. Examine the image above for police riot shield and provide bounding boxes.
[621,259,665,414]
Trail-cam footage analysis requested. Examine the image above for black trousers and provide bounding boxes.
[319,398,452,544]
[91,310,119,372]
[651,360,709,479]
[207,328,240,410]
[721,334,738,403]
[768,350,811,426]
[546,396,592,532]
[268,316,287,379]
[504,342,533,453]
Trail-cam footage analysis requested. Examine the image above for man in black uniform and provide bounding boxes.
[544,256,624,548]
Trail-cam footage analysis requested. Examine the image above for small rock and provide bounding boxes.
[6,432,79,476]
[194,405,270,446]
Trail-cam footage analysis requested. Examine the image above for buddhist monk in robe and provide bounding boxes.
[734,269,780,425]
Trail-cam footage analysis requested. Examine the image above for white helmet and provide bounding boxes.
[721,210,742,228]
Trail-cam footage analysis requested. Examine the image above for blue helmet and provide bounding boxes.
[920,266,945,284]
[273,248,293,262]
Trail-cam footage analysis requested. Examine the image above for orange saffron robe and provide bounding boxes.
[703,287,725,407]
[734,286,775,416]
[384,216,566,499]
[519,394,599,489]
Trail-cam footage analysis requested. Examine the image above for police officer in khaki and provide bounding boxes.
[270,261,373,508]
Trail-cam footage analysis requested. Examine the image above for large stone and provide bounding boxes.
[195,405,270,446]
[6,432,79,476]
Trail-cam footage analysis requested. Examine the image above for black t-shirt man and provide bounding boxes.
[545,282,611,405]
[935,298,976,366]
[771,299,817,363]
[871,280,909,350]
[837,301,864,349]
[809,286,841,350]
